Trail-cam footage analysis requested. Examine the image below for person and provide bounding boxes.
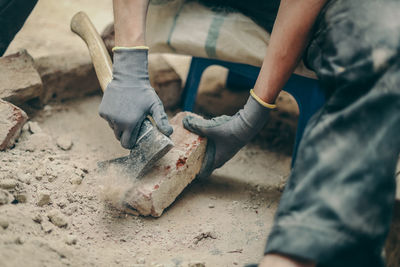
[103,1,400,266]
[3,0,399,266]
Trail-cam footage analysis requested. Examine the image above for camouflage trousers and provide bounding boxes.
[265,1,400,266]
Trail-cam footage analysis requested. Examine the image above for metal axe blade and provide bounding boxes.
[71,12,173,179]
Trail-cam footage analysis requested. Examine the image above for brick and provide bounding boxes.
[35,52,99,104]
[0,50,43,104]
[123,112,207,217]
[0,100,28,150]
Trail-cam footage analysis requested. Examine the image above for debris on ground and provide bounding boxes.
[0,100,28,150]
[56,135,73,151]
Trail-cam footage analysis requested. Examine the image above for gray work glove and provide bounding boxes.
[98,48,173,149]
[183,91,275,178]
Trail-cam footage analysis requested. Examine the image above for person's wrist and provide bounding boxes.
[111,47,150,85]
[250,89,277,109]
[112,46,149,52]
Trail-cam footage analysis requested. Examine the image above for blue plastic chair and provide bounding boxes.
[181,57,326,166]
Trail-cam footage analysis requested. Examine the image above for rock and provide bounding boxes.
[208,204,215,209]
[57,199,68,209]
[32,214,43,223]
[0,189,12,205]
[22,123,29,133]
[18,174,31,185]
[0,178,18,190]
[0,100,28,150]
[35,52,99,104]
[14,192,28,203]
[65,235,77,245]
[136,258,146,264]
[70,176,82,185]
[0,50,43,104]
[14,236,25,245]
[123,112,206,217]
[47,209,68,228]
[27,121,42,134]
[188,262,206,267]
[193,231,217,245]
[20,132,53,152]
[41,220,54,233]
[56,135,73,151]
[37,192,51,207]
[65,204,78,216]
[0,217,9,229]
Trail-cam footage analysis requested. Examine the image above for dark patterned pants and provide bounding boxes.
[265,1,400,266]
[0,0,38,55]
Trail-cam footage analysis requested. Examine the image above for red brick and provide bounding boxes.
[123,112,207,217]
[0,100,28,150]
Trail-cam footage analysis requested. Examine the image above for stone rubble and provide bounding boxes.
[47,209,68,228]
[0,50,43,104]
[0,100,28,151]
[56,135,73,151]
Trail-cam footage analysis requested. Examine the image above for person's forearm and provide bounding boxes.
[253,0,327,104]
[113,0,149,47]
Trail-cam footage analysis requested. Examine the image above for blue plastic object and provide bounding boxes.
[181,57,325,166]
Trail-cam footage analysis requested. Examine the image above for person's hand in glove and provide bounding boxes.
[98,47,173,149]
[183,90,276,178]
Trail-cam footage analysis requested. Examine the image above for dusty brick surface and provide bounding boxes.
[0,50,43,104]
[0,100,28,150]
[123,112,207,217]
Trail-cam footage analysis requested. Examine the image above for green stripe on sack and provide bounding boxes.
[166,3,184,52]
[205,15,225,58]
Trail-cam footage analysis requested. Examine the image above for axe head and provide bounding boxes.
[98,119,173,179]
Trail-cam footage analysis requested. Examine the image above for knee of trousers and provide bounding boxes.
[306,0,400,92]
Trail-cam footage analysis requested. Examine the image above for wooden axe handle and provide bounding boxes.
[70,11,112,92]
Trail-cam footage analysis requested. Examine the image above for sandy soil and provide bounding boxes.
[0,96,290,267]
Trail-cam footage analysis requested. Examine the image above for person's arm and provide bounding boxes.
[184,0,327,264]
[254,0,326,104]
[183,0,326,180]
[113,0,148,47]
[259,2,326,266]
[99,0,172,149]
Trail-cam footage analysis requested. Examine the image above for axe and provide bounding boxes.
[70,11,173,178]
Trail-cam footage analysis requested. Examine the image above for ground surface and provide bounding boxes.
[1,1,294,266]
[2,1,399,267]
[0,96,290,267]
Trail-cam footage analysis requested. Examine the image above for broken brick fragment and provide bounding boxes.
[0,100,28,150]
[0,50,43,104]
